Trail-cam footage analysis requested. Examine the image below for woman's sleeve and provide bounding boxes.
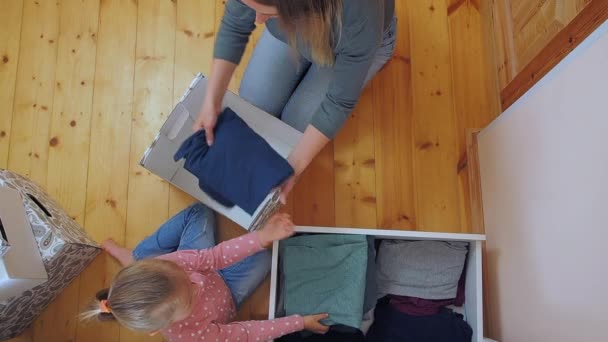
[309,19,382,139]
[214,0,257,64]
[158,232,264,272]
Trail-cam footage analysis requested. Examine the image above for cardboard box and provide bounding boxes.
[0,170,100,340]
[0,186,48,301]
[140,73,302,231]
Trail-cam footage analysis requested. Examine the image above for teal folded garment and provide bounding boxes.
[280,234,368,329]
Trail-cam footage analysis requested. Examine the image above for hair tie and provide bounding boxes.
[99,299,112,314]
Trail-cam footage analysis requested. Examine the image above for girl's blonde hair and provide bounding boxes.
[80,259,186,333]
[256,0,343,66]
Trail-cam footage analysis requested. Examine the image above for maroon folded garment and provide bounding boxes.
[389,266,466,316]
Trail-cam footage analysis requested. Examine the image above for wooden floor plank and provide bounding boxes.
[372,0,416,230]
[121,1,176,340]
[125,0,175,253]
[292,144,336,227]
[448,3,500,233]
[34,0,101,340]
[47,0,100,232]
[170,0,217,216]
[6,327,32,342]
[408,0,461,232]
[0,0,23,169]
[7,0,59,186]
[334,86,377,228]
[76,0,138,341]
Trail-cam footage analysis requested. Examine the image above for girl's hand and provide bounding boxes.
[193,99,220,145]
[303,313,330,334]
[258,213,295,248]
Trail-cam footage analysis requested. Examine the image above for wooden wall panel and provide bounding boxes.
[500,0,608,108]
[0,0,23,169]
[491,0,593,92]
[492,0,517,88]
[514,0,563,70]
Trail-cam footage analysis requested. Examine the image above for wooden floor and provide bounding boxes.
[1,0,499,341]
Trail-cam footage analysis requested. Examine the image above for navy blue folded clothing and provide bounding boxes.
[174,107,294,215]
[367,297,473,342]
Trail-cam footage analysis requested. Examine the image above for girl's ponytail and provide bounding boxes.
[79,259,183,332]
[79,288,116,322]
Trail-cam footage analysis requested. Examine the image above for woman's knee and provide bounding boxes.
[238,79,276,116]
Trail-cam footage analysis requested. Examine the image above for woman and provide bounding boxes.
[194,0,396,202]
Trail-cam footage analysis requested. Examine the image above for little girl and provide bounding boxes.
[82,203,328,341]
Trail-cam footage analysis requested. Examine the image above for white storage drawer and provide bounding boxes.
[268,226,485,342]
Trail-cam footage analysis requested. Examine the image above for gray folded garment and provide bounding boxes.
[376,240,468,300]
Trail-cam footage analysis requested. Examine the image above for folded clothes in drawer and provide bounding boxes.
[269,227,485,342]
[280,234,369,329]
[367,297,473,342]
[377,240,469,300]
[370,239,471,342]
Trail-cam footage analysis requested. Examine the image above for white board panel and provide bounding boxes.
[479,19,608,342]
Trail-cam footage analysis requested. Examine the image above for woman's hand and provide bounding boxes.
[192,59,238,145]
[257,213,295,248]
[193,99,220,145]
[303,313,330,334]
